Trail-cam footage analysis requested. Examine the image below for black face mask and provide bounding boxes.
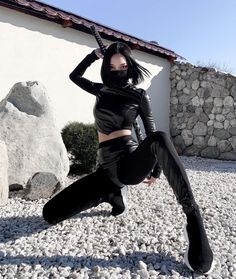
[107,70,129,87]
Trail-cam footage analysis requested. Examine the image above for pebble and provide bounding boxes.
[138,269,149,279]
[171,270,180,276]
[161,264,171,275]
[92,266,100,273]
[231,271,236,278]
[0,250,7,257]
[149,270,159,276]
[119,245,126,256]
[138,261,147,270]
[153,262,162,270]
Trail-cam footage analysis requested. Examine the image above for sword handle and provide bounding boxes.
[90,25,106,55]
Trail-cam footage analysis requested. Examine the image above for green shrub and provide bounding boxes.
[61,122,98,175]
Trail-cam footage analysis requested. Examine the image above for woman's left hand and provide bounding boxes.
[95,48,104,59]
[143,176,157,186]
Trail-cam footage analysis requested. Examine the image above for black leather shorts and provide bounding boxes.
[97,135,138,187]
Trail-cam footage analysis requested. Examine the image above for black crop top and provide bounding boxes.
[69,50,156,135]
[69,50,161,178]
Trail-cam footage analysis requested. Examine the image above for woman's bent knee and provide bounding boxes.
[42,202,55,224]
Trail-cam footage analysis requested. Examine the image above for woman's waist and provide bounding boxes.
[97,135,138,168]
[98,129,132,143]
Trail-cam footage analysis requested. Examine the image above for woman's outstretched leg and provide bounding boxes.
[117,131,214,274]
[118,131,199,211]
[43,167,118,224]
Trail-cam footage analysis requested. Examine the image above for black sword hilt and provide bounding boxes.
[90,25,106,55]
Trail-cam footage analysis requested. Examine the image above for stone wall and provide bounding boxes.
[170,61,236,160]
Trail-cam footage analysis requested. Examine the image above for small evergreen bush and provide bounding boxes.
[61,122,98,175]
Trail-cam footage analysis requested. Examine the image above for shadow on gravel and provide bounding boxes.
[0,216,49,243]
[0,252,191,276]
[0,209,112,244]
[180,156,236,173]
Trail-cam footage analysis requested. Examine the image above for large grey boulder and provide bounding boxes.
[0,81,69,187]
[0,140,9,206]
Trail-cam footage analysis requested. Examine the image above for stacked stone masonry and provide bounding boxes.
[170,61,236,160]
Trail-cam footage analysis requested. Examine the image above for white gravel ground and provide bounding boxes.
[0,156,235,279]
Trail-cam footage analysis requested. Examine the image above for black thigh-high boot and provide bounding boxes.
[147,131,196,212]
[43,167,118,225]
[148,131,214,274]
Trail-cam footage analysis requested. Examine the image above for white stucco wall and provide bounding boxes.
[0,6,170,133]
[134,51,171,133]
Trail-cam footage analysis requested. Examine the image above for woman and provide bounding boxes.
[43,42,214,274]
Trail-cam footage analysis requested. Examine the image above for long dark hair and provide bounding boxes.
[101,42,151,86]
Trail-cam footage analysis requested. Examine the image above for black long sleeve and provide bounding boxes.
[139,91,156,135]
[69,50,102,95]
[139,90,162,178]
